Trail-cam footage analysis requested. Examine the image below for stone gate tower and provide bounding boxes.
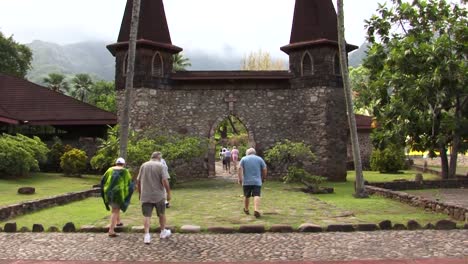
[108,0,357,181]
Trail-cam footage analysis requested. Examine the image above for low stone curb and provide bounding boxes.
[298,223,322,233]
[206,226,236,233]
[180,225,201,233]
[269,224,294,233]
[355,224,379,231]
[326,224,355,232]
[2,220,462,234]
[239,225,266,233]
[0,188,100,222]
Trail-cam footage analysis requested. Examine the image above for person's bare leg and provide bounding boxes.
[144,217,151,234]
[254,196,261,212]
[159,214,166,230]
[109,208,119,234]
[244,196,250,211]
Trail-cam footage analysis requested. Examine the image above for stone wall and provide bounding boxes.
[0,189,100,221]
[118,80,348,181]
[367,179,468,191]
[365,185,468,222]
[347,131,372,169]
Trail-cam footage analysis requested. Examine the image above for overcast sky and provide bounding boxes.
[0,0,461,58]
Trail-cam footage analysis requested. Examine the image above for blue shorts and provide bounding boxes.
[243,185,261,197]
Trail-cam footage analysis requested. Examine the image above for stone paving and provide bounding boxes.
[0,231,467,263]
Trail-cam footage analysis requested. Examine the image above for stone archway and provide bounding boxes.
[207,114,256,177]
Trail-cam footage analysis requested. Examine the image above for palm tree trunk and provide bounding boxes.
[337,0,368,198]
[119,0,141,159]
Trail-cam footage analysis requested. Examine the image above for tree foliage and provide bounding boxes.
[91,126,208,185]
[361,0,467,178]
[0,31,32,78]
[0,134,49,177]
[71,73,94,102]
[173,53,192,71]
[241,50,286,71]
[87,81,116,113]
[60,148,87,176]
[43,73,69,94]
[370,144,406,173]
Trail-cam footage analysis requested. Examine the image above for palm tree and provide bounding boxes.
[120,0,141,160]
[71,74,93,102]
[337,0,368,198]
[173,53,192,71]
[43,73,69,94]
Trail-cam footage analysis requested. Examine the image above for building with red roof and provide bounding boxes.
[0,74,117,139]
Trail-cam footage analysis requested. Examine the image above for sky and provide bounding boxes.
[0,0,460,59]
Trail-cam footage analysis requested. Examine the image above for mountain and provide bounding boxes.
[26,40,115,84]
[348,42,369,68]
[26,40,244,84]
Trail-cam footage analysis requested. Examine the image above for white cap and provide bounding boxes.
[115,157,126,164]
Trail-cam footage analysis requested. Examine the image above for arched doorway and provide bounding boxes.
[208,115,255,177]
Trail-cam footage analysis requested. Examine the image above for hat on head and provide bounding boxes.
[116,157,126,164]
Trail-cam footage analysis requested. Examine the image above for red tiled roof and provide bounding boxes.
[355,114,373,131]
[109,0,182,55]
[171,71,293,81]
[0,74,117,126]
[281,0,357,53]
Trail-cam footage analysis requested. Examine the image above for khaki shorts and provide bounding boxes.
[142,200,166,217]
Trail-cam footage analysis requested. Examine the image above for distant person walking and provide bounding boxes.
[231,146,240,172]
[238,148,267,218]
[100,157,134,237]
[137,152,172,244]
[223,148,232,173]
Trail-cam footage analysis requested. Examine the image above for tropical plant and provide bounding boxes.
[87,81,116,112]
[264,140,315,174]
[60,148,87,176]
[43,73,69,94]
[370,145,406,173]
[0,134,49,177]
[284,167,327,192]
[0,31,32,78]
[362,0,468,178]
[71,74,93,102]
[173,53,192,71]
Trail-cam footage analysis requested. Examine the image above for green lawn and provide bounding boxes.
[1,171,456,230]
[0,173,100,206]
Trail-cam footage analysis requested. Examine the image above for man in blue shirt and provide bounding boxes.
[238,148,267,218]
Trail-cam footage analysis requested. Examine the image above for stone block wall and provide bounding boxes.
[118,81,348,181]
[0,189,99,221]
[365,185,468,222]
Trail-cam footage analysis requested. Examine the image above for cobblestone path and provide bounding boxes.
[0,231,466,263]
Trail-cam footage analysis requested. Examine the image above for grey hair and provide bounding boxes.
[246,148,256,155]
[151,151,162,160]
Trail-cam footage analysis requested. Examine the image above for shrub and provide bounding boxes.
[370,145,406,173]
[264,140,316,173]
[60,148,88,176]
[285,166,327,191]
[0,134,48,177]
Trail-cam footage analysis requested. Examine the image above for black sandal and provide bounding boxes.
[243,208,250,215]
[254,211,261,218]
[108,233,119,237]
[116,222,124,227]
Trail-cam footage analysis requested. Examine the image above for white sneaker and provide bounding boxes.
[144,233,151,244]
[160,228,171,239]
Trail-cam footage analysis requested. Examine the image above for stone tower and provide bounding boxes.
[281,0,357,180]
[107,0,182,91]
